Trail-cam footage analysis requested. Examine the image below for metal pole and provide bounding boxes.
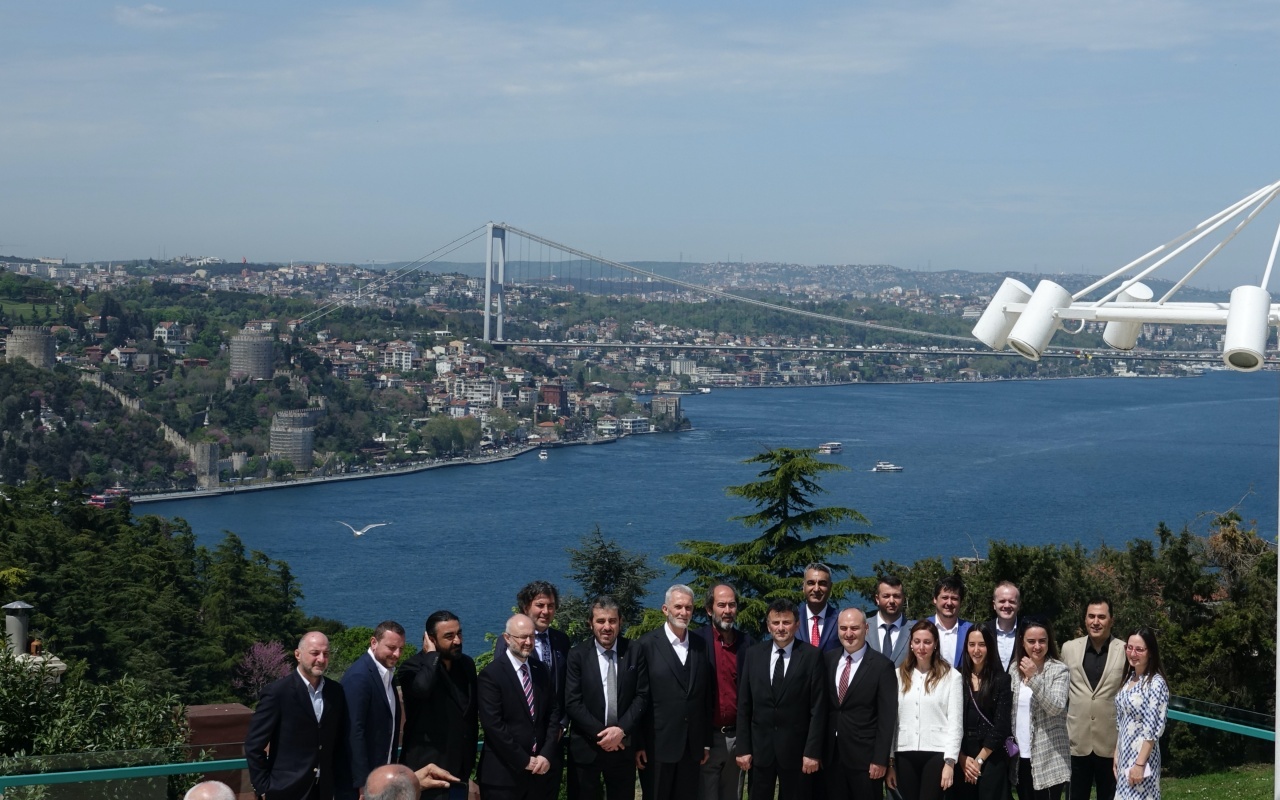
[1275,367,1279,800]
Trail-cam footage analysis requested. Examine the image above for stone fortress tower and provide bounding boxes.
[229,329,274,380]
[4,326,56,368]
[269,408,324,471]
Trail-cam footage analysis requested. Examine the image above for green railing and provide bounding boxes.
[1167,694,1275,742]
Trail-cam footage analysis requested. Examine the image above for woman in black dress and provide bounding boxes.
[955,625,1013,800]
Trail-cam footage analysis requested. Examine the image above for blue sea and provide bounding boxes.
[146,372,1278,647]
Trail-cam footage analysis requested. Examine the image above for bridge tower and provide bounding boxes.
[484,223,507,342]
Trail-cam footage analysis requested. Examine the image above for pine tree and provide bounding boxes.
[666,446,880,635]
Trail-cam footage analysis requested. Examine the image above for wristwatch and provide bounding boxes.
[945,758,956,766]
[975,756,985,766]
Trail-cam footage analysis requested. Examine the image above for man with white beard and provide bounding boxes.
[695,584,753,800]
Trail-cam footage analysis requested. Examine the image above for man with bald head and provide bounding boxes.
[823,609,897,800]
[477,614,561,800]
[183,781,235,800]
[364,764,464,800]
[245,631,354,800]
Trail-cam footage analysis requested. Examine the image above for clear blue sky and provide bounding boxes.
[2,1,1278,289]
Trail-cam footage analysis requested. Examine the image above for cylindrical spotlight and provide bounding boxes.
[1006,280,1073,361]
[1102,282,1154,351]
[1222,285,1272,371]
[972,278,1033,350]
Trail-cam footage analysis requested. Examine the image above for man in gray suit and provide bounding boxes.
[865,577,912,667]
[1061,597,1127,800]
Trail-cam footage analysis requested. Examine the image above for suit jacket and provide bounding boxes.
[799,603,841,652]
[1060,635,1126,758]
[865,615,914,666]
[396,649,479,783]
[245,671,353,800]
[477,652,561,788]
[694,624,752,727]
[1008,658,1071,790]
[636,625,713,763]
[823,646,897,769]
[564,637,648,764]
[735,640,827,769]
[496,626,571,728]
[927,616,973,666]
[982,618,1021,670]
[341,652,402,790]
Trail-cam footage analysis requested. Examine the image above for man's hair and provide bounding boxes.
[1085,596,1113,617]
[664,584,694,605]
[933,574,966,601]
[373,620,406,641]
[183,782,236,800]
[425,610,460,638]
[876,575,904,593]
[804,562,833,578]
[364,772,418,800]
[705,583,738,611]
[591,595,621,616]
[517,580,560,612]
[766,598,799,620]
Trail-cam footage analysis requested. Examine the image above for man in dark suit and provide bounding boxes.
[695,583,751,800]
[343,621,406,794]
[478,614,561,800]
[866,576,914,667]
[735,598,826,800]
[565,595,649,800]
[798,564,840,653]
[397,610,478,800]
[495,581,572,799]
[636,583,712,800]
[245,631,354,800]
[982,580,1021,670]
[824,609,897,800]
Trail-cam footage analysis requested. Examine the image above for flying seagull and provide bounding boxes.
[338,521,391,537]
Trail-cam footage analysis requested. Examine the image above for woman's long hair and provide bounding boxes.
[1123,626,1167,686]
[960,625,1001,708]
[1011,616,1060,666]
[900,619,950,694]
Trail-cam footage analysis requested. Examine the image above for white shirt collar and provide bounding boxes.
[506,647,530,671]
[368,648,392,686]
[843,643,867,662]
[665,623,689,647]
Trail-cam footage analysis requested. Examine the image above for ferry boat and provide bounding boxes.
[86,486,130,508]
[871,461,903,472]
[817,442,843,454]
[538,449,549,460]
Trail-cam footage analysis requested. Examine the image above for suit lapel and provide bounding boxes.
[656,630,690,692]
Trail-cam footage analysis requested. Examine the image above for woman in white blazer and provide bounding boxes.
[887,619,964,800]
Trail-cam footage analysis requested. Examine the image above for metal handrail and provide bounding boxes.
[0,757,247,789]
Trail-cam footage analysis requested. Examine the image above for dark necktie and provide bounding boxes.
[773,648,786,685]
[838,653,853,704]
[537,632,550,666]
[882,623,893,656]
[604,649,618,726]
[520,662,538,753]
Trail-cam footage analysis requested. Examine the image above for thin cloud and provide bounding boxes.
[113,4,214,30]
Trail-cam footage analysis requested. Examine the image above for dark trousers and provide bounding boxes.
[748,764,810,800]
[643,755,701,800]
[952,756,1009,800]
[569,754,637,800]
[895,750,945,800]
[1016,758,1065,800]
[825,761,883,800]
[479,774,554,800]
[1070,754,1115,800]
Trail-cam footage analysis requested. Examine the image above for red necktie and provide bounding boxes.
[810,615,821,647]
[837,654,852,704]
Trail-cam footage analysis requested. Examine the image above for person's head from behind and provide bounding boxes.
[184,782,236,800]
[364,764,420,800]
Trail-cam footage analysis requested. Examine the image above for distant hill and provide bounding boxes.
[371,260,1227,302]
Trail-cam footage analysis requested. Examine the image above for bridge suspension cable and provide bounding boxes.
[295,225,489,328]
[493,223,979,343]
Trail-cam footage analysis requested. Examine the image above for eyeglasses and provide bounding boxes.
[1124,645,1147,653]
[506,633,535,642]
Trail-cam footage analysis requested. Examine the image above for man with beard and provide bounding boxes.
[565,595,649,800]
[694,583,752,800]
[398,611,479,800]
[343,621,407,794]
[636,584,712,800]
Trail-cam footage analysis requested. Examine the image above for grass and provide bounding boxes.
[1162,764,1273,799]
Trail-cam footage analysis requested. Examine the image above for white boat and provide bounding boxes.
[871,461,903,472]
[818,442,843,454]
[538,449,549,460]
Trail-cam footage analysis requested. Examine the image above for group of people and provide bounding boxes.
[231,569,1169,800]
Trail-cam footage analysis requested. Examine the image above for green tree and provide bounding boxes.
[557,526,660,640]
[666,446,880,635]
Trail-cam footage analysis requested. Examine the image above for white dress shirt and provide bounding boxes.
[665,624,690,665]
[595,640,619,723]
[834,644,866,695]
[769,640,796,679]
